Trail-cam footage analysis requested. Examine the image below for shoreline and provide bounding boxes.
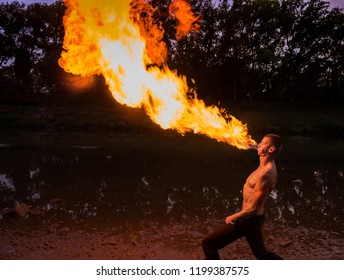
[1,218,343,260]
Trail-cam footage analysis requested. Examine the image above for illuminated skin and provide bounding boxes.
[225,136,278,224]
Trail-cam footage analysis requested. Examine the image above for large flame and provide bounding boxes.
[169,0,201,40]
[58,0,256,149]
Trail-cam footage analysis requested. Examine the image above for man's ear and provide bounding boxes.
[269,146,276,154]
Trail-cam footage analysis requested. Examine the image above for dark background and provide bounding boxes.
[0,0,343,104]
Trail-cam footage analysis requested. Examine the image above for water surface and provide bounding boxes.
[1,133,343,233]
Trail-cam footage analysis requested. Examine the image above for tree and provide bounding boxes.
[0,0,343,103]
[0,1,65,95]
[27,1,65,92]
[275,0,344,103]
[320,7,344,103]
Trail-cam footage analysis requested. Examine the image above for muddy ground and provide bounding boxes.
[1,216,343,260]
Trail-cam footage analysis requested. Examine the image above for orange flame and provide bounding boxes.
[169,0,201,40]
[129,0,167,65]
[58,0,256,149]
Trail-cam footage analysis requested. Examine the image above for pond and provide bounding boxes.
[1,133,343,234]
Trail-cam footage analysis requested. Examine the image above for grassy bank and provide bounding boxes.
[0,96,343,139]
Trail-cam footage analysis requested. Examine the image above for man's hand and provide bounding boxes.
[225,215,235,224]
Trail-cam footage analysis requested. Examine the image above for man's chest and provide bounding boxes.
[246,169,260,186]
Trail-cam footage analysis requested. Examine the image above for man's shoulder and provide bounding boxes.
[257,165,276,184]
[260,166,274,178]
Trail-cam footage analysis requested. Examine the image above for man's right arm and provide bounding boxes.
[225,172,273,224]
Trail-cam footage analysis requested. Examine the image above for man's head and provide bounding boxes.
[257,134,282,158]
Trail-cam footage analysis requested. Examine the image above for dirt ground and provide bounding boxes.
[0,217,343,260]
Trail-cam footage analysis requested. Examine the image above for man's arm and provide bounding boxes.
[225,172,273,224]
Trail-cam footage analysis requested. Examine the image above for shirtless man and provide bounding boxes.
[202,134,283,260]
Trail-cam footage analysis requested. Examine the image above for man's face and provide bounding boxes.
[257,136,273,156]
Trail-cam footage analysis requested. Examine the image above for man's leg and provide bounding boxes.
[245,216,283,260]
[202,222,246,260]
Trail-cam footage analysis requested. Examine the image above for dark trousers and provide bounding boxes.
[202,214,283,260]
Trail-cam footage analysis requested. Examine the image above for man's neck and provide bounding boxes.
[259,154,274,168]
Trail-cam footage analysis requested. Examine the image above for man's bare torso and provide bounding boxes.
[242,162,277,216]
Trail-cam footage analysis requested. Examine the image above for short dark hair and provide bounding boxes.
[265,134,282,157]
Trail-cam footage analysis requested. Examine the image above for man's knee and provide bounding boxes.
[202,237,221,260]
[202,236,218,251]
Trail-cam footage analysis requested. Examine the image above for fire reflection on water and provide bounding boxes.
[0,142,343,233]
